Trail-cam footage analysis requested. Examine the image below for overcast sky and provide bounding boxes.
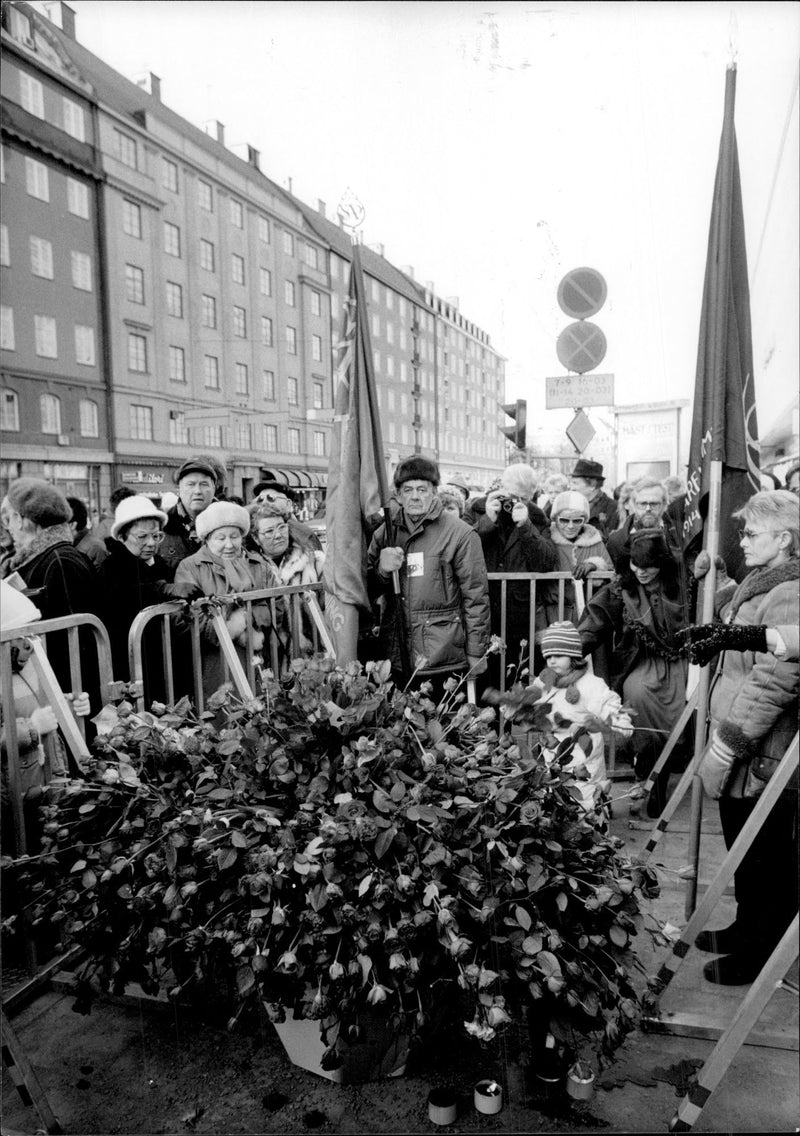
[57,1,799,437]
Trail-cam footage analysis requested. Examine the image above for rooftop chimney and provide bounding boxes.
[203,120,225,145]
[425,281,435,293]
[246,145,260,170]
[446,296,460,309]
[401,265,415,279]
[368,243,385,258]
[317,199,326,217]
[134,72,161,100]
[286,176,293,193]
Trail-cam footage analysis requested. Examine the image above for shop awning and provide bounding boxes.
[260,467,327,489]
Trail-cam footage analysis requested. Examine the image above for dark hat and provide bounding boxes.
[571,459,605,482]
[5,478,72,527]
[629,529,669,568]
[253,479,297,503]
[175,456,221,486]
[394,456,440,488]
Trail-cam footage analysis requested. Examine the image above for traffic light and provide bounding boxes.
[499,399,527,450]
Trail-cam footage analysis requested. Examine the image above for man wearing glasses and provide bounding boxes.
[367,456,490,692]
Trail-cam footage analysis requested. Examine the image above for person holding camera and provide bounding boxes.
[472,463,559,686]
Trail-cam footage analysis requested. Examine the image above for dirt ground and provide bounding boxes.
[3,782,798,1135]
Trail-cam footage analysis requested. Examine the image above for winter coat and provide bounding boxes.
[548,523,612,574]
[587,490,617,541]
[473,506,560,642]
[159,503,204,572]
[367,498,490,677]
[74,529,108,569]
[707,559,799,798]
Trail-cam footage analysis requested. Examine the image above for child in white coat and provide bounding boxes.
[531,621,633,809]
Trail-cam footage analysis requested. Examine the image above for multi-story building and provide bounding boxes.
[2,0,506,514]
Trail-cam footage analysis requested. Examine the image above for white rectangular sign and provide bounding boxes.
[545,373,615,409]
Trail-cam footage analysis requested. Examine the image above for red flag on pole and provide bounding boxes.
[323,243,390,662]
[683,64,760,582]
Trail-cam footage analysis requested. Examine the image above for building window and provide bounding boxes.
[263,423,278,450]
[371,279,379,303]
[200,239,215,272]
[204,355,219,389]
[71,251,92,291]
[125,264,145,304]
[40,394,61,434]
[235,363,249,395]
[304,243,319,270]
[1,389,20,431]
[373,349,380,370]
[386,290,394,310]
[0,224,8,267]
[79,399,99,437]
[313,430,326,457]
[331,293,339,321]
[231,254,245,284]
[202,424,223,448]
[166,281,183,318]
[229,198,243,228]
[387,356,395,377]
[25,157,49,201]
[30,236,54,279]
[283,280,295,307]
[9,7,31,42]
[371,314,380,337]
[287,427,301,455]
[20,73,44,118]
[169,411,189,445]
[313,381,324,409]
[282,231,294,256]
[74,324,95,366]
[122,199,141,238]
[128,333,147,372]
[310,290,321,317]
[198,179,213,211]
[288,377,299,405]
[386,322,394,345]
[262,370,275,400]
[234,421,251,449]
[312,334,322,363]
[286,326,297,355]
[162,158,178,192]
[130,403,153,440]
[259,267,271,296]
[261,316,273,347]
[168,345,186,382]
[115,129,137,169]
[0,307,14,351]
[232,306,246,337]
[34,315,57,358]
[201,295,217,328]
[67,178,89,218]
[163,221,181,257]
[258,216,270,243]
[62,97,85,141]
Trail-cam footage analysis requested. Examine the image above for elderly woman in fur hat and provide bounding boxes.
[174,502,280,699]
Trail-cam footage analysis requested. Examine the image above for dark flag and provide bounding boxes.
[682,65,760,583]
[322,242,390,662]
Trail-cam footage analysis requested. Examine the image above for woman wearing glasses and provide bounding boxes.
[100,496,199,705]
[249,500,325,655]
[548,490,612,623]
[697,489,799,986]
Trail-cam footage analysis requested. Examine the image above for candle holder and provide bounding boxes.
[427,1087,457,1126]
[474,1079,503,1115]
[566,1061,595,1101]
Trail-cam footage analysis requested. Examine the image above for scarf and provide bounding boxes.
[538,660,589,704]
[276,542,319,587]
[5,523,74,573]
[728,558,799,620]
[206,549,259,594]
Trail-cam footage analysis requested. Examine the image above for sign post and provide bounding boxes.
[553,268,611,455]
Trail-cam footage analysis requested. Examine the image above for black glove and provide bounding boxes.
[573,562,596,580]
[163,581,203,601]
[677,623,768,667]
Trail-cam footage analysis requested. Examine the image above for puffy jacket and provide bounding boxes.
[708,559,799,797]
[367,498,490,676]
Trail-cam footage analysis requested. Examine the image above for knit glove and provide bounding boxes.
[30,706,58,737]
[698,729,738,799]
[573,562,595,580]
[677,623,768,666]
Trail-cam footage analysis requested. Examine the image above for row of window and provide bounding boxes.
[134,406,326,457]
[18,69,86,143]
[0,225,93,290]
[18,155,91,217]
[1,389,99,437]
[0,307,95,364]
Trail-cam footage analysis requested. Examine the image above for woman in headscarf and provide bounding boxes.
[576,529,692,813]
[696,489,798,986]
[174,502,279,699]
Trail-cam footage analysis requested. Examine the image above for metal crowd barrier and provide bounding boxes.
[127,582,334,714]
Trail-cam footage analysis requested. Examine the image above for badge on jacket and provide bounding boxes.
[406,552,424,577]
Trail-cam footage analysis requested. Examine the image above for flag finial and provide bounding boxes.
[336,188,366,239]
[727,11,738,67]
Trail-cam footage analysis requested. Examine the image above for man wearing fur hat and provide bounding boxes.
[159,456,223,571]
[366,456,490,690]
[472,463,560,684]
[570,459,617,540]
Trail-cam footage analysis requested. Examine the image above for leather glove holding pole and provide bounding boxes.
[677,623,768,666]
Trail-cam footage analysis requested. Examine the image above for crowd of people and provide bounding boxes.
[1,453,798,987]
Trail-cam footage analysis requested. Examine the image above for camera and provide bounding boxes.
[500,495,521,513]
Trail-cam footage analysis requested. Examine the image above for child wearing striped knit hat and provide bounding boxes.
[529,621,633,810]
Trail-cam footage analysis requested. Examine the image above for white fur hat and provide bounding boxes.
[551,491,590,520]
[1,579,42,630]
[195,501,250,541]
[111,495,168,541]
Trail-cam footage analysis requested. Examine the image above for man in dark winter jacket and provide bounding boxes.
[569,458,617,540]
[367,456,490,692]
[159,456,221,571]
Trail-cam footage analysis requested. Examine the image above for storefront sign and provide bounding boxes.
[120,469,166,485]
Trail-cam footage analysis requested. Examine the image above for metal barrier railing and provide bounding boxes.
[127,582,334,714]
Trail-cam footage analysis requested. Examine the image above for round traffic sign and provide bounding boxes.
[556,321,607,374]
[557,267,607,320]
